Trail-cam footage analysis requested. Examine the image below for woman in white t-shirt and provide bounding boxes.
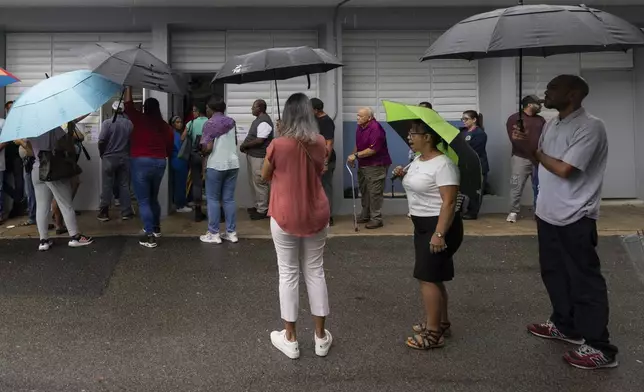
[394,119,464,350]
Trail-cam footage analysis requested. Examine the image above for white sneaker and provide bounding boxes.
[270,330,300,359]
[314,329,333,357]
[200,232,222,244]
[176,206,192,213]
[68,234,94,248]
[38,239,53,251]
[506,212,518,223]
[221,231,239,243]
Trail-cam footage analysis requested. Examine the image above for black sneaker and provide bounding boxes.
[246,207,257,214]
[139,234,157,248]
[250,210,268,221]
[68,234,94,248]
[121,214,134,221]
[153,226,162,238]
[329,217,334,227]
[97,207,110,222]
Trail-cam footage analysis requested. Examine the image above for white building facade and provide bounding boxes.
[2,1,644,216]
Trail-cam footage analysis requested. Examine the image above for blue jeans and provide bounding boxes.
[206,168,238,234]
[25,168,36,223]
[171,159,189,209]
[131,157,166,234]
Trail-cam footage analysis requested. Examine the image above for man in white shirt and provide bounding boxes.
[240,99,273,220]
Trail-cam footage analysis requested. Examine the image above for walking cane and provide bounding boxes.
[345,163,359,232]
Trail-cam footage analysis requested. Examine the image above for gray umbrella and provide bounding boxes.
[420,2,644,123]
[212,46,342,118]
[74,42,186,95]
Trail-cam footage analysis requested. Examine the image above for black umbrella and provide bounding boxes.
[211,46,343,119]
[74,42,187,122]
[420,1,644,127]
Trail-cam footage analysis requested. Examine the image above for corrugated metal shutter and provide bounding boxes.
[6,32,151,120]
[581,51,633,70]
[170,31,226,73]
[5,33,53,102]
[225,30,318,128]
[342,31,478,122]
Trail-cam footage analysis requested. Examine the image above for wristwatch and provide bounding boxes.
[434,232,444,238]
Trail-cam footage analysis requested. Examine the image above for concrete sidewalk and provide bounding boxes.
[2,204,644,239]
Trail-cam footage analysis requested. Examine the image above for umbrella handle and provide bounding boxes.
[112,88,125,123]
[274,79,281,121]
[307,74,310,90]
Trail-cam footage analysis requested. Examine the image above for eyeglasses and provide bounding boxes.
[461,117,472,122]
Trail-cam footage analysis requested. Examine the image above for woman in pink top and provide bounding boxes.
[261,93,332,360]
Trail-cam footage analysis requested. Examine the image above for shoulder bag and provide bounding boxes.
[39,124,83,182]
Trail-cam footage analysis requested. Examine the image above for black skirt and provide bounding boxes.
[411,214,464,283]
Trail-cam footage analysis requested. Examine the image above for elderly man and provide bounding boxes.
[513,75,618,369]
[240,99,273,220]
[347,107,392,229]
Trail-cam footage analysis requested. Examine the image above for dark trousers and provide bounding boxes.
[537,217,618,357]
[467,173,487,217]
[321,161,335,216]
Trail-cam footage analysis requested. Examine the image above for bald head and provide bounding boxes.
[252,99,267,116]
[357,107,374,127]
[543,74,590,112]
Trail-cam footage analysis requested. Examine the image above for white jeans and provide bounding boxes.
[270,218,330,323]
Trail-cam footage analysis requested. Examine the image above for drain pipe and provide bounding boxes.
[331,0,351,121]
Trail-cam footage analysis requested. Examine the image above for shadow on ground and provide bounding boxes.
[0,236,643,392]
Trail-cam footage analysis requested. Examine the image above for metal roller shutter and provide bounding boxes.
[342,30,479,122]
[170,31,226,73]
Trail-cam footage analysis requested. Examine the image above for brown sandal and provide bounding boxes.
[412,321,452,337]
[406,329,445,350]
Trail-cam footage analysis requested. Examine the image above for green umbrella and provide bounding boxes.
[382,100,482,212]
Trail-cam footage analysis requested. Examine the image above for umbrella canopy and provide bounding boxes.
[0,67,20,88]
[212,46,343,84]
[0,70,121,142]
[421,4,644,61]
[74,42,186,95]
[382,100,482,208]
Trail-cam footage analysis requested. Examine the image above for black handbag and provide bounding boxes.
[38,125,83,182]
[178,121,202,162]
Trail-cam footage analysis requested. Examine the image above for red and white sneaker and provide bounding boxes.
[527,320,584,345]
[563,344,618,369]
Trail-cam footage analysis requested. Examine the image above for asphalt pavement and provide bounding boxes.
[1,236,643,392]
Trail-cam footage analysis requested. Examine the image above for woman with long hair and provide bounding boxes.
[393,120,463,350]
[461,110,488,220]
[170,115,191,214]
[124,87,174,248]
[261,93,332,359]
[199,96,239,244]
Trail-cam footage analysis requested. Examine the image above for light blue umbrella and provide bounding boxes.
[0,70,121,142]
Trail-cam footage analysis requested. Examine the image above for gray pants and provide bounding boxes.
[321,161,335,216]
[247,155,270,214]
[358,165,388,224]
[100,155,133,216]
[509,155,538,213]
[32,170,78,240]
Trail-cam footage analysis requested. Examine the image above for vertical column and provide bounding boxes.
[149,23,171,217]
[633,48,644,200]
[477,57,517,213]
[318,18,343,216]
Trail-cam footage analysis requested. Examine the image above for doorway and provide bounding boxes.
[581,69,636,199]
